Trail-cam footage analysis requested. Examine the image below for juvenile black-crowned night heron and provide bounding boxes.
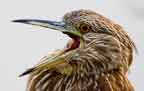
[13,10,136,91]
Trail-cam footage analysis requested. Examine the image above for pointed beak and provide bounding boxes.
[12,19,82,38]
[12,19,66,31]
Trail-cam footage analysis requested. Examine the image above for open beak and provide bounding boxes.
[13,19,83,76]
[12,19,82,38]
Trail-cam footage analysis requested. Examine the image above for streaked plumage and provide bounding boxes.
[13,10,136,91]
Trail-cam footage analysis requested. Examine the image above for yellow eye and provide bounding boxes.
[79,24,90,33]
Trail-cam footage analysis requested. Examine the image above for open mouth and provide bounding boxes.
[12,19,82,52]
[65,37,80,52]
[60,30,81,52]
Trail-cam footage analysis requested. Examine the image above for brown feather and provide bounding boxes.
[23,10,135,91]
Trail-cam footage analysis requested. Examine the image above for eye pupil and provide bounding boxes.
[80,24,89,32]
[82,26,88,31]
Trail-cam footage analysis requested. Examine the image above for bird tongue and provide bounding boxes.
[65,38,80,52]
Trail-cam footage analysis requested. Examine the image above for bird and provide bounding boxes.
[13,9,136,91]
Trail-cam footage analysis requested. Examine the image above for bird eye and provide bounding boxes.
[79,24,90,33]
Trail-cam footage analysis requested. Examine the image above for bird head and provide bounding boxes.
[13,10,135,76]
[12,10,116,53]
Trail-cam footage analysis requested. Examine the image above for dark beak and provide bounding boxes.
[12,19,82,37]
[12,19,65,31]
